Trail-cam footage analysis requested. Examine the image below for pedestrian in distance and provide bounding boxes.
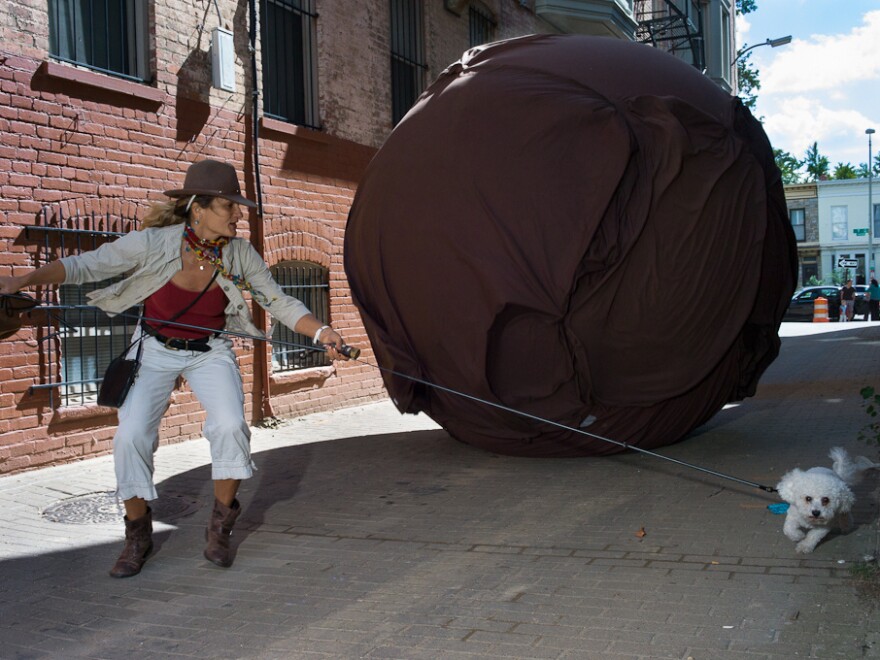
[0,159,350,578]
[840,278,856,322]
[868,278,880,322]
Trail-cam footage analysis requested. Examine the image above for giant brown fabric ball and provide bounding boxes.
[345,34,797,457]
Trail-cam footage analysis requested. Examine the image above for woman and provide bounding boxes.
[840,279,856,322]
[868,278,880,322]
[0,159,348,577]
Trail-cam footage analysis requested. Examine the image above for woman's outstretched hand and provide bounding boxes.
[0,276,24,296]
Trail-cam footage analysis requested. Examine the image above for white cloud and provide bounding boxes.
[762,96,874,163]
[736,14,752,45]
[761,10,880,93]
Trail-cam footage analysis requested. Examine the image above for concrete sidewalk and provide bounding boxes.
[1,322,879,659]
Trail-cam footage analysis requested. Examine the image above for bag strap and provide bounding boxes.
[132,323,145,362]
[114,307,146,361]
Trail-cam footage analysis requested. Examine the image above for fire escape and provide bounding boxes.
[634,0,705,72]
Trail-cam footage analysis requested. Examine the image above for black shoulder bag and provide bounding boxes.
[98,271,219,408]
[97,324,145,408]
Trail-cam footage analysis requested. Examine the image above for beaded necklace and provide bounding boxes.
[182,223,274,306]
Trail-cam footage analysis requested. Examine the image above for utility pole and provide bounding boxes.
[868,128,875,281]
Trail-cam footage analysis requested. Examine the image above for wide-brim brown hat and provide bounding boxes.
[164,159,258,208]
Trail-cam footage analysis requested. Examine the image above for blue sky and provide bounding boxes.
[738,0,880,169]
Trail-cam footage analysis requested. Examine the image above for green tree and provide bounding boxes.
[736,54,761,111]
[857,153,880,178]
[735,0,760,110]
[803,142,830,181]
[830,268,846,286]
[774,148,802,184]
[833,162,858,179]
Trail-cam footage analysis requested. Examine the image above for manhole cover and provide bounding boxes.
[42,491,203,524]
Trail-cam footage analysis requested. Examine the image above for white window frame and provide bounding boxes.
[831,205,848,241]
[790,208,805,241]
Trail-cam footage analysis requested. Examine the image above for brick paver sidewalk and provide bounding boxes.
[1,323,879,659]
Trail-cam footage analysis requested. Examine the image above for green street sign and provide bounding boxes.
[853,228,869,236]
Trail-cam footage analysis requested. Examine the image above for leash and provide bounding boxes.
[123,310,361,359]
[5,294,779,494]
[118,311,780,494]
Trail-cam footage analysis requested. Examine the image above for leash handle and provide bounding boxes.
[319,342,360,360]
[341,345,360,359]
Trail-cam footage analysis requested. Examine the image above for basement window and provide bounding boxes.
[270,261,330,371]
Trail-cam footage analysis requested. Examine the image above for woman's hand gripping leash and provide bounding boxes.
[328,343,361,360]
[312,324,360,360]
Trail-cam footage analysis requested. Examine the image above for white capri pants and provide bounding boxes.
[114,331,253,501]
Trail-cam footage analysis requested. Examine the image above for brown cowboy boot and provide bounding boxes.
[204,498,241,567]
[109,508,153,578]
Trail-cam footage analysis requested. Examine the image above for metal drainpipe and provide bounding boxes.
[248,0,274,420]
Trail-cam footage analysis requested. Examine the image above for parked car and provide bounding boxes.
[784,285,870,322]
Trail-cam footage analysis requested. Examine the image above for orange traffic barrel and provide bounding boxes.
[813,296,829,323]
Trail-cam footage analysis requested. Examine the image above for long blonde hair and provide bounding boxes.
[141,195,214,228]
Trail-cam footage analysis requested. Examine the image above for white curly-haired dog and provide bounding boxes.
[776,447,879,554]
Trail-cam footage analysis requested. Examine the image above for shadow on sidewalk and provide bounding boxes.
[2,326,880,656]
[0,424,782,652]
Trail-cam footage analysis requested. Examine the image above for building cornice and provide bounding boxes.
[784,182,817,200]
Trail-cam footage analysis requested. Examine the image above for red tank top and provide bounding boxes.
[144,280,227,339]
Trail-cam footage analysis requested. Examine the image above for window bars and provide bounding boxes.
[469,4,496,48]
[23,215,331,404]
[25,208,140,408]
[261,0,320,128]
[390,0,427,125]
[634,0,705,72]
[48,0,150,83]
[270,261,330,371]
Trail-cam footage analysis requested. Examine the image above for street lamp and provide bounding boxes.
[733,35,793,64]
[868,128,875,284]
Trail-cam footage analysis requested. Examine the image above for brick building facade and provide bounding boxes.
[784,183,820,288]
[1,0,735,475]
[0,0,553,475]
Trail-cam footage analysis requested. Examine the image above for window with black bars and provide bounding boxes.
[390,0,427,125]
[25,210,140,408]
[261,0,320,128]
[270,261,330,371]
[469,4,495,48]
[48,0,150,83]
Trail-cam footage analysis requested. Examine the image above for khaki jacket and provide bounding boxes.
[60,224,310,337]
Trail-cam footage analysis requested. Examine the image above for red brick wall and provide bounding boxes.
[0,62,382,473]
[0,0,546,475]
[0,5,377,475]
